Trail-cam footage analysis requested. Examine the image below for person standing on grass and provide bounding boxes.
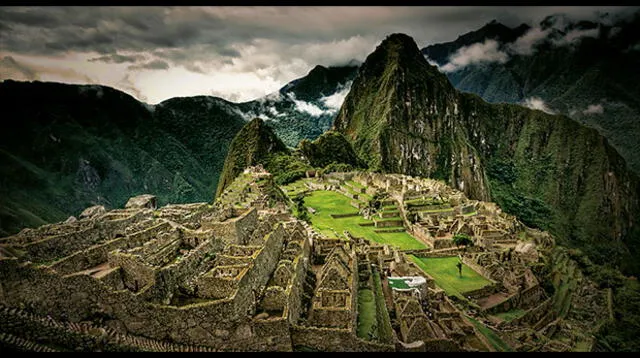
[456,261,463,277]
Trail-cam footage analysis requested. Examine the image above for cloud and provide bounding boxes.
[552,27,600,46]
[89,53,146,64]
[523,97,555,114]
[583,104,604,115]
[440,39,509,73]
[267,106,283,117]
[0,54,94,84]
[0,55,37,80]
[287,93,326,117]
[320,81,352,113]
[508,27,551,55]
[0,6,635,103]
[117,73,147,102]
[128,59,170,71]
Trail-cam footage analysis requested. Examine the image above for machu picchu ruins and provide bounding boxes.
[0,166,610,352]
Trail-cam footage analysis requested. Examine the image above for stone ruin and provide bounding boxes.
[0,168,609,352]
[287,171,609,352]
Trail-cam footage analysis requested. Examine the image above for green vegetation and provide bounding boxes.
[372,269,394,343]
[292,194,311,223]
[332,31,640,281]
[466,316,513,352]
[492,308,527,322]
[596,279,640,352]
[304,190,426,250]
[423,16,640,176]
[280,179,310,199]
[215,118,291,197]
[0,81,247,237]
[299,130,362,168]
[387,277,411,289]
[409,256,491,300]
[453,234,474,254]
[356,289,377,340]
[319,162,355,175]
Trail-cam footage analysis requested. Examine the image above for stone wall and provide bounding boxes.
[461,283,502,299]
[483,284,546,314]
[285,254,308,325]
[107,251,156,292]
[203,208,258,245]
[148,238,224,303]
[198,264,251,299]
[247,317,292,351]
[500,298,553,329]
[374,219,404,228]
[22,227,105,264]
[0,258,281,349]
[0,303,219,352]
[331,213,361,219]
[290,325,394,352]
[49,221,173,276]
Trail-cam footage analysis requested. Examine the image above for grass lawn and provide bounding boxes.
[466,316,513,352]
[388,277,411,289]
[373,269,394,343]
[492,308,527,322]
[346,180,365,189]
[305,190,426,250]
[280,179,311,198]
[357,289,377,340]
[409,256,491,300]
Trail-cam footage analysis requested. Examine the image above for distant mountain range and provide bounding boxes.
[0,64,357,237]
[422,11,640,174]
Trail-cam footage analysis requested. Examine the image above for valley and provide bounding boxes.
[1,8,639,350]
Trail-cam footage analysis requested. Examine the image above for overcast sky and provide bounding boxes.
[0,6,637,104]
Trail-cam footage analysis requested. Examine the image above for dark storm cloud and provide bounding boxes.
[89,53,146,64]
[0,7,238,63]
[128,59,170,71]
[1,6,637,104]
[1,6,637,68]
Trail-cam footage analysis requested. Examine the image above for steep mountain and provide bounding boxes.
[215,117,289,198]
[237,64,358,147]
[299,130,361,168]
[334,33,640,274]
[424,19,530,66]
[0,80,246,237]
[422,12,640,174]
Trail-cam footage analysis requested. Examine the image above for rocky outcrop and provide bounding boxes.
[125,195,157,210]
[80,205,107,219]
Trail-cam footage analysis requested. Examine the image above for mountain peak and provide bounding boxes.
[333,33,455,170]
[360,33,441,77]
[377,33,424,60]
[309,64,328,74]
[380,33,419,47]
[215,117,288,198]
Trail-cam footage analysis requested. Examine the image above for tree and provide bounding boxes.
[293,193,311,223]
[453,233,474,254]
